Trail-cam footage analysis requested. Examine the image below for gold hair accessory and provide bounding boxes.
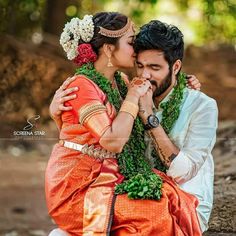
[99,18,132,38]
[119,100,139,119]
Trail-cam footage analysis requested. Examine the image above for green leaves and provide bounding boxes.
[75,65,186,200]
[76,63,163,200]
[115,173,162,200]
[161,72,186,135]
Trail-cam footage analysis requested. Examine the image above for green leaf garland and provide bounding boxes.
[75,63,186,200]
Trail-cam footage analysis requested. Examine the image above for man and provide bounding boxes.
[49,20,217,234]
[134,20,218,232]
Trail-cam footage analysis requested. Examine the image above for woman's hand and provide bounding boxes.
[49,76,79,120]
[128,77,152,98]
[187,75,201,90]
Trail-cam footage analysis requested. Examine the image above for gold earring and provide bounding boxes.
[107,56,113,67]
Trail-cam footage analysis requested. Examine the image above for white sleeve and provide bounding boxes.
[167,100,218,184]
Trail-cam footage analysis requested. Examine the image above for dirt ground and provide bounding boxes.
[0,120,235,236]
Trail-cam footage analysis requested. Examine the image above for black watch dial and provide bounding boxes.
[147,115,159,128]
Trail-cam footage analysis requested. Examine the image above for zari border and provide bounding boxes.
[79,101,107,124]
[82,159,123,235]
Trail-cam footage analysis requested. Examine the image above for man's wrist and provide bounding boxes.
[139,108,153,120]
[144,114,160,130]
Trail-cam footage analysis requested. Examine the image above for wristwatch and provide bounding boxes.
[144,114,159,130]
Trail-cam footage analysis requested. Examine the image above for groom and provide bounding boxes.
[134,20,218,232]
[49,20,218,235]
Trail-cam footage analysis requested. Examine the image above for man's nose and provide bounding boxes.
[141,69,151,79]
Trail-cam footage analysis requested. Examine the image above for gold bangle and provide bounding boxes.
[119,100,139,119]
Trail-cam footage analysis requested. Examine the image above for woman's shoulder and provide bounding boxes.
[66,75,97,90]
[66,74,106,102]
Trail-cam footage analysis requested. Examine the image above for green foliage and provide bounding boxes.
[122,0,159,25]
[202,0,236,44]
[1,0,234,44]
[75,63,163,200]
[176,0,236,44]
[75,63,187,200]
[115,173,163,200]
[161,72,187,134]
[0,0,45,37]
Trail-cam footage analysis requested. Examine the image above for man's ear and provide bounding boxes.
[172,59,182,75]
[102,43,115,58]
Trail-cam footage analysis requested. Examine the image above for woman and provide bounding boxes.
[46,12,202,236]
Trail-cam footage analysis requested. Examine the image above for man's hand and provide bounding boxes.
[49,76,78,120]
[138,88,153,122]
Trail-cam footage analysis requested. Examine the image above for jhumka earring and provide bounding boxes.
[107,56,113,67]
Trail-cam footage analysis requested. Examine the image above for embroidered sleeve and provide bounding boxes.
[78,101,111,139]
[65,76,112,140]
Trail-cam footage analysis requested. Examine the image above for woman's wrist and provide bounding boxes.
[126,89,140,104]
[120,100,139,119]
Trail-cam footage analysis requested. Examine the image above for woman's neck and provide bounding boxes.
[94,59,118,82]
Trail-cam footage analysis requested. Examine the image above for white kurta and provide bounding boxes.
[147,88,218,232]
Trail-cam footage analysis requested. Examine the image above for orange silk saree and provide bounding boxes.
[45,75,202,236]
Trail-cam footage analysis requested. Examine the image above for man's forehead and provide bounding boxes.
[137,49,165,63]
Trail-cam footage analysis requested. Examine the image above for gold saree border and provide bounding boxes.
[82,159,123,235]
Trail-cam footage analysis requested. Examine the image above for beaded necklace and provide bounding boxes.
[76,63,186,200]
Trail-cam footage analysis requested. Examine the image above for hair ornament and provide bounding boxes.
[60,15,94,60]
[98,18,132,38]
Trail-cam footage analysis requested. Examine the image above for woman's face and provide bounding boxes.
[112,25,136,69]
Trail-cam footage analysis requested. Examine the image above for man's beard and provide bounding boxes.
[151,70,172,98]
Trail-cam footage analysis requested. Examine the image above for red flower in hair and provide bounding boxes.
[73,43,97,66]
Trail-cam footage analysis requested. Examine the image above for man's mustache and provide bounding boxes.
[150,80,158,87]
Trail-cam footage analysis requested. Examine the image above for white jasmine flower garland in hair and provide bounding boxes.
[79,15,94,42]
[59,15,94,60]
[60,18,80,60]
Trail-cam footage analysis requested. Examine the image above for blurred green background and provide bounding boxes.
[1,0,236,44]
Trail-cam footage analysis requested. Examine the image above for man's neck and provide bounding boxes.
[154,77,177,108]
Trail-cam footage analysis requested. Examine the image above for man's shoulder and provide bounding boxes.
[184,88,218,111]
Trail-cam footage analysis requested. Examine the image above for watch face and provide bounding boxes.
[148,115,159,127]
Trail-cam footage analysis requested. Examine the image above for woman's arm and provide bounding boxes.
[187,75,201,90]
[60,76,151,153]
[81,77,151,153]
[99,89,140,153]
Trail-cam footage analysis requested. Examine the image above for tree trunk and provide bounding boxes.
[43,0,77,36]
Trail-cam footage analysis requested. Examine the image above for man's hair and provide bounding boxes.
[134,20,184,68]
